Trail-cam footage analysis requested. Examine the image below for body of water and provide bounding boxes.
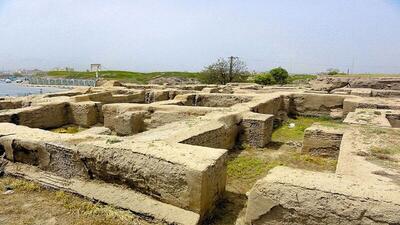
[0,83,66,97]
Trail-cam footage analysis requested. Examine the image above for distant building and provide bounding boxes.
[90,64,101,79]
[53,67,74,72]
[13,69,44,76]
[90,64,101,72]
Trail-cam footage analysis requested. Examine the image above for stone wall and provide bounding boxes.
[310,77,400,92]
[386,113,400,128]
[180,122,239,150]
[0,123,228,219]
[0,101,102,129]
[343,97,400,116]
[250,95,285,116]
[0,100,23,110]
[302,124,344,158]
[0,102,69,129]
[240,112,274,148]
[175,93,253,107]
[108,111,146,135]
[289,93,346,117]
[244,167,400,225]
[68,101,102,127]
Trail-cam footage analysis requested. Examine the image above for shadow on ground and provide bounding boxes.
[203,191,247,225]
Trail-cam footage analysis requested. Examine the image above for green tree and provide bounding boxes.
[327,68,340,76]
[270,67,289,85]
[254,73,275,85]
[201,58,249,84]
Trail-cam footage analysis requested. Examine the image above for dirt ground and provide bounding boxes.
[360,127,400,185]
[0,117,338,225]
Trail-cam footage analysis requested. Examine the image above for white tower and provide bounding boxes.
[90,64,101,79]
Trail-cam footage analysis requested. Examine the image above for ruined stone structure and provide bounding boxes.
[1,80,399,224]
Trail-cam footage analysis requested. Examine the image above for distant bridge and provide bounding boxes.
[28,77,96,87]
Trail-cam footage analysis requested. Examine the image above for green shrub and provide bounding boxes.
[201,58,249,84]
[327,68,340,76]
[254,73,275,85]
[270,67,289,85]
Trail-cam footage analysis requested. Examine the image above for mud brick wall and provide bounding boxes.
[240,112,274,148]
[302,125,344,158]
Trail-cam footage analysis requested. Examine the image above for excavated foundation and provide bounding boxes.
[1,82,399,225]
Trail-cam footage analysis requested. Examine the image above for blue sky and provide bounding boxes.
[0,0,399,73]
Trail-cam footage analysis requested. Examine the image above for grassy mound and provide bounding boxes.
[45,70,203,84]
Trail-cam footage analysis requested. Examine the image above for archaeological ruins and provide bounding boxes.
[0,77,400,224]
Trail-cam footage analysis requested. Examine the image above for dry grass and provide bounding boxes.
[359,127,400,171]
[226,144,337,193]
[370,146,400,155]
[52,191,138,224]
[106,138,123,144]
[0,177,42,192]
[50,124,86,134]
[0,177,154,225]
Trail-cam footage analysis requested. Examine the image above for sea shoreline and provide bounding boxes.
[18,82,83,89]
[0,82,70,97]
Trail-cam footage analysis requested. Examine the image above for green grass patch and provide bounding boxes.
[226,146,337,194]
[272,116,340,142]
[44,70,204,84]
[227,156,283,180]
[285,152,337,170]
[227,150,337,182]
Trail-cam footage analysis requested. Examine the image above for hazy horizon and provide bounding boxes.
[1,0,399,74]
